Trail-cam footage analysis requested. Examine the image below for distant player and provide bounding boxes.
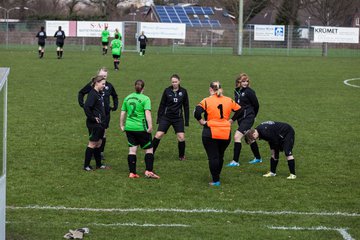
[152,74,189,161]
[101,25,110,55]
[110,34,122,71]
[138,31,148,56]
[120,79,160,179]
[36,26,47,58]
[54,26,65,59]
[245,121,297,179]
[114,28,122,39]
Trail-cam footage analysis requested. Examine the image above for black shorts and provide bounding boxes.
[112,54,120,59]
[38,41,45,47]
[236,114,255,134]
[282,128,295,156]
[102,41,109,46]
[56,41,64,48]
[88,126,105,142]
[140,44,146,50]
[126,131,153,149]
[157,116,184,134]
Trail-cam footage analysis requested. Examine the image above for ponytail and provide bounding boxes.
[210,81,223,97]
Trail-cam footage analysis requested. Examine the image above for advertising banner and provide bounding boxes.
[140,22,186,39]
[254,25,285,41]
[313,26,359,43]
[45,20,77,37]
[77,21,123,37]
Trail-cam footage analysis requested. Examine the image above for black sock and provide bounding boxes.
[288,159,295,175]
[270,157,279,173]
[100,137,106,153]
[250,141,261,159]
[152,137,160,154]
[57,51,60,57]
[128,154,137,174]
[38,50,41,55]
[60,51,63,57]
[113,61,117,69]
[105,49,107,54]
[143,50,145,55]
[145,153,154,171]
[232,142,242,162]
[41,52,44,58]
[178,141,185,158]
[93,147,102,167]
[84,147,94,168]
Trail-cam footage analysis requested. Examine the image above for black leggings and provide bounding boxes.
[202,137,231,182]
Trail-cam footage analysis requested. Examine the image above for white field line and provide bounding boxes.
[344,78,360,88]
[268,226,355,240]
[6,205,360,217]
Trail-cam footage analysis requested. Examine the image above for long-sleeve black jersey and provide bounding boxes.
[54,30,65,42]
[36,31,47,43]
[256,121,294,149]
[78,81,118,115]
[157,86,189,125]
[84,89,106,128]
[138,34,148,45]
[234,87,259,118]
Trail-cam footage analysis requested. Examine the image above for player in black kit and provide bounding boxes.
[36,26,47,58]
[152,74,189,160]
[78,67,118,160]
[54,26,65,59]
[83,75,110,171]
[245,121,297,179]
[227,73,262,167]
[138,31,148,56]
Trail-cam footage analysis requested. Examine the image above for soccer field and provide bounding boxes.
[1,49,360,239]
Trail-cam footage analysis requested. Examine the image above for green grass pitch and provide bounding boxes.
[1,47,360,239]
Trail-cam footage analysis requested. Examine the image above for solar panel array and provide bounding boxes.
[155,6,221,27]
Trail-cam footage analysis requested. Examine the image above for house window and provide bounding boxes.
[356,17,360,26]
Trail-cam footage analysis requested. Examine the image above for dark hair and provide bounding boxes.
[58,26,62,30]
[244,129,256,144]
[135,79,145,93]
[91,75,106,88]
[41,26,44,31]
[115,34,119,39]
[235,73,251,88]
[170,74,180,81]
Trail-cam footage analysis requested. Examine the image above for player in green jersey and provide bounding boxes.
[120,80,160,179]
[101,25,110,55]
[110,34,122,71]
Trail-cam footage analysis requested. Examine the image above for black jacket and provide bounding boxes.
[36,31,47,43]
[78,81,118,115]
[234,87,259,118]
[84,89,106,128]
[256,121,294,149]
[157,86,189,126]
[138,34,148,45]
[54,30,65,42]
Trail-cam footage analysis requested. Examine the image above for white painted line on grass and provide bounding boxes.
[344,78,360,88]
[92,222,190,227]
[6,205,360,217]
[268,226,355,240]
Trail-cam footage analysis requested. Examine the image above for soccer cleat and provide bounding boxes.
[145,170,160,179]
[226,160,240,167]
[263,172,276,177]
[96,164,111,170]
[179,156,186,161]
[83,166,93,171]
[129,173,140,178]
[209,181,221,186]
[287,174,297,180]
[249,158,263,164]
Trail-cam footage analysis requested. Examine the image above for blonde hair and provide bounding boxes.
[235,73,251,88]
[210,81,223,97]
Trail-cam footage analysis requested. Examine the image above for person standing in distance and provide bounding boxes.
[101,25,110,55]
[114,28,122,39]
[120,80,160,179]
[83,75,111,171]
[36,26,47,58]
[152,74,189,161]
[245,121,297,179]
[78,67,118,160]
[138,31,148,56]
[194,81,242,186]
[110,34,122,71]
[54,26,65,59]
[227,73,262,167]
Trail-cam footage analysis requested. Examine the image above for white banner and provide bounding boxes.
[140,22,186,39]
[313,26,359,43]
[77,21,123,38]
[45,21,71,36]
[254,25,285,41]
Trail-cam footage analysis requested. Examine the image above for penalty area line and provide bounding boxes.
[268,226,355,240]
[344,78,360,88]
[6,205,360,217]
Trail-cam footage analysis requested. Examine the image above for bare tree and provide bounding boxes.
[86,0,124,19]
[65,0,82,16]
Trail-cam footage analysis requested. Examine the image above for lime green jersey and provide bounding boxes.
[121,92,151,131]
[111,39,122,55]
[101,30,110,42]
